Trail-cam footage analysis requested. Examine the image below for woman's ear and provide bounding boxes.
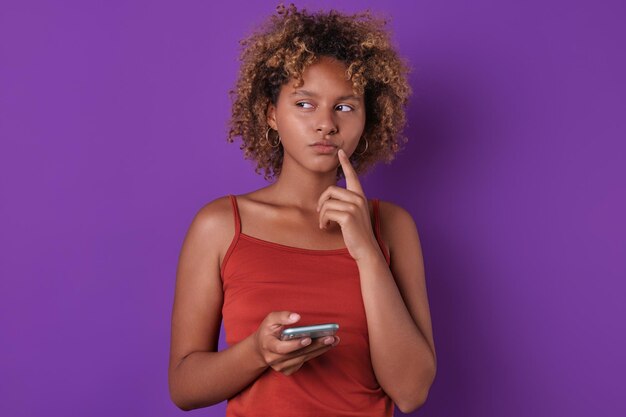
[266,103,278,130]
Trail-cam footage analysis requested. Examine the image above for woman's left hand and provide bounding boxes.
[317,148,381,262]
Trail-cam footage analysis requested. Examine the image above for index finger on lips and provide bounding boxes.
[338,149,364,195]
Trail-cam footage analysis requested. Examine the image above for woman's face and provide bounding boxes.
[267,56,366,176]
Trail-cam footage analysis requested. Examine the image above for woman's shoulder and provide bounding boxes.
[375,199,415,221]
[186,196,237,249]
[375,199,420,243]
[193,195,234,225]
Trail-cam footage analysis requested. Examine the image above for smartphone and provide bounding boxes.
[280,323,339,341]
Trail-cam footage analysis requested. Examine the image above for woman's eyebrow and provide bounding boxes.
[291,89,361,101]
[337,94,361,101]
[290,89,317,97]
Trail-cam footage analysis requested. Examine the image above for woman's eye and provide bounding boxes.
[296,102,314,109]
[336,104,353,112]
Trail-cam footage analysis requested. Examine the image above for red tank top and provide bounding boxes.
[220,194,393,417]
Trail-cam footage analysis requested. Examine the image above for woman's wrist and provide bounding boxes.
[354,242,387,269]
[244,331,271,371]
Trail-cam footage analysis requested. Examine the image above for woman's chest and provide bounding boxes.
[221,243,368,345]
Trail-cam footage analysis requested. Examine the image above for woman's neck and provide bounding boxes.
[267,167,339,210]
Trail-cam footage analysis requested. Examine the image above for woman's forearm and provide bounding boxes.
[169,334,268,411]
[357,250,436,413]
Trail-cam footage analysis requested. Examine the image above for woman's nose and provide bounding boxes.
[315,109,338,136]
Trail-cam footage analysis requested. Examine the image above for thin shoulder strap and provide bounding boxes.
[221,195,242,279]
[228,194,242,236]
[372,199,391,266]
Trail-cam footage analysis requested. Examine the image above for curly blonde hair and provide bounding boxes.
[227,4,411,180]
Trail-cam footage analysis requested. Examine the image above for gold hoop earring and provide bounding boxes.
[355,137,368,156]
[265,128,281,148]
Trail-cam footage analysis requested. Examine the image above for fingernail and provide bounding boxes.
[289,313,300,322]
[324,337,334,345]
[301,338,311,346]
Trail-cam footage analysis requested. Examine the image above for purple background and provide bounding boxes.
[1,0,625,416]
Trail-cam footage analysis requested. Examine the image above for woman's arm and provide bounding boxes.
[317,150,436,413]
[168,199,266,410]
[169,199,340,411]
[357,202,436,413]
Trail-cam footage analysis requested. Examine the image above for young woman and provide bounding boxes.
[168,5,436,416]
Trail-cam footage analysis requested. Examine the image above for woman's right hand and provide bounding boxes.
[253,311,340,376]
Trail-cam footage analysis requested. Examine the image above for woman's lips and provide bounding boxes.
[310,141,338,154]
[311,144,338,154]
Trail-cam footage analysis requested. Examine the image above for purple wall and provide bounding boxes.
[1,1,624,416]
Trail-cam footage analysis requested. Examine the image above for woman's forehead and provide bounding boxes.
[282,57,358,98]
